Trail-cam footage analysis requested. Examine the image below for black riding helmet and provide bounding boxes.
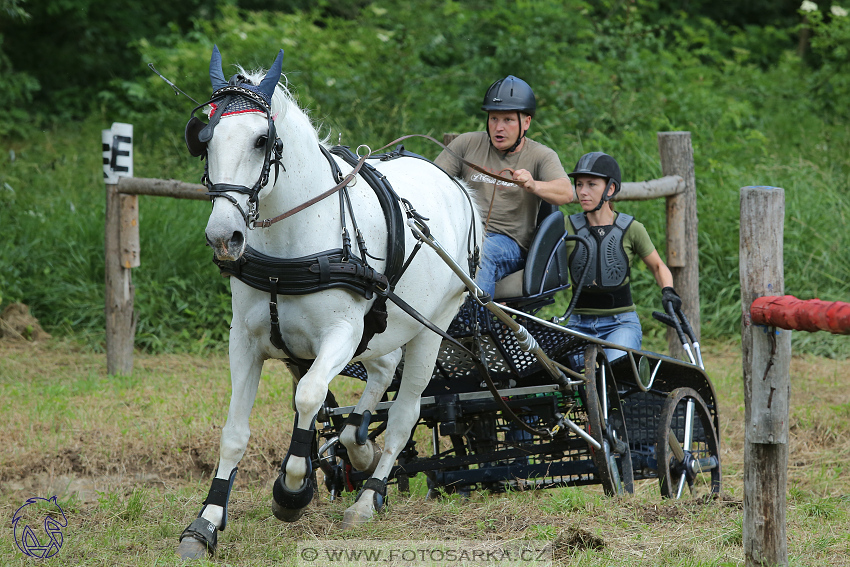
[481,75,537,116]
[482,75,536,153]
[568,152,622,212]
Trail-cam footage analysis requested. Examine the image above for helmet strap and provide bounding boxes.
[503,111,526,155]
[590,179,615,213]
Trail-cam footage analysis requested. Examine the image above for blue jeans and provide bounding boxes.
[567,311,643,364]
[477,233,525,299]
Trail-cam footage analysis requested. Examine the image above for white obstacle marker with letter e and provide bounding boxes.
[102,122,133,182]
[103,122,138,375]
[102,123,139,269]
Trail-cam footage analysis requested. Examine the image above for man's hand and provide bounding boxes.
[512,169,536,193]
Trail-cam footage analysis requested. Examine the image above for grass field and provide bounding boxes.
[1,337,848,566]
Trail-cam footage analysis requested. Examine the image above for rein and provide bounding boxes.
[254,152,368,228]
[254,146,366,228]
[254,133,516,229]
[369,134,515,233]
[376,134,518,183]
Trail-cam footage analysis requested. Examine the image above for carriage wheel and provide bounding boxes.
[583,345,634,496]
[656,387,721,499]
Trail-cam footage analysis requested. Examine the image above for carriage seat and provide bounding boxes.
[492,208,571,309]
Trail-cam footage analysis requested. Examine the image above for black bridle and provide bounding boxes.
[185,80,284,228]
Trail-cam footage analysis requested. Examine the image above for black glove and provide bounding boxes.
[662,286,682,312]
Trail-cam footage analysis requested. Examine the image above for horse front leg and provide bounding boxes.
[177,335,264,560]
[272,324,359,522]
[338,349,402,473]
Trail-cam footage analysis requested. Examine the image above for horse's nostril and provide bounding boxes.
[231,231,245,250]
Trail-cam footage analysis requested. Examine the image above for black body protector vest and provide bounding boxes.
[568,212,635,310]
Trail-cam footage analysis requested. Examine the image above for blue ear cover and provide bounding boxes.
[209,45,228,92]
[258,49,284,102]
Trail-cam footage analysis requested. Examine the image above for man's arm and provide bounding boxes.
[511,170,574,205]
[434,135,467,178]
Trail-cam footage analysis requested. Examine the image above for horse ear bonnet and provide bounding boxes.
[185,47,284,157]
[209,46,283,107]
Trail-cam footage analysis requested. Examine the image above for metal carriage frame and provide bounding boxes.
[312,244,722,502]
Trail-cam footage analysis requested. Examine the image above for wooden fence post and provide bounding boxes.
[658,132,699,359]
[740,186,791,567]
[103,123,136,375]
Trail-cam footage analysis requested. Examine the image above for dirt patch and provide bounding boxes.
[553,526,605,560]
[0,302,51,341]
[634,502,684,523]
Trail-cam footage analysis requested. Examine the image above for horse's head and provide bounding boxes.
[190,46,285,261]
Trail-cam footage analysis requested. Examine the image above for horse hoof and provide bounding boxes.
[177,517,218,559]
[344,436,381,473]
[349,442,382,474]
[340,491,377,530]
[176,536,209,560]
[271,474,314,522]
[272,497,305,522]
[341,506,373,530]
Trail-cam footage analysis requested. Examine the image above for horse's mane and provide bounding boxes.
[237,66,329,147]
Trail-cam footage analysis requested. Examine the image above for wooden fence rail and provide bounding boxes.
[103,123,700,375]
[116,177,209,200]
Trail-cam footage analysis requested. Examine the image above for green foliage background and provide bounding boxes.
[1,0,848,356]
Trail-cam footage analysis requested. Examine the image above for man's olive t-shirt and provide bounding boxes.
[565,212,656,315]
[435,131,568,251]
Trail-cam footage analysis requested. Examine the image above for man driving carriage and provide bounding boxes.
[434,75,574,298]
[565,151,682,362]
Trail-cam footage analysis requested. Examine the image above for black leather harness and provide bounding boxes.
[214,145,419,369]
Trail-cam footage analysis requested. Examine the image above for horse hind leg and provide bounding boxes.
[177,344,264,560]
[338,349,402,473]
[341,327,445,530]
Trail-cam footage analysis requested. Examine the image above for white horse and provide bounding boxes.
[176,47,482,559]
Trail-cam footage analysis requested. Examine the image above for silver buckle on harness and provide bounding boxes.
[247,200,259,229]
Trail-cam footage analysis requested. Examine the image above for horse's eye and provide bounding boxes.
[255,136,268,148]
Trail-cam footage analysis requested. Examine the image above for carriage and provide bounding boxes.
[314,202,722,502]
[175,46,722,559]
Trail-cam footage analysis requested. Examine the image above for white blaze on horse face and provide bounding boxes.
[204,114,270,261]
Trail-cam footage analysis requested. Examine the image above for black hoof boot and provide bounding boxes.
[272,414,317,522]
[271,473,314,522]
[177,517,218,559]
